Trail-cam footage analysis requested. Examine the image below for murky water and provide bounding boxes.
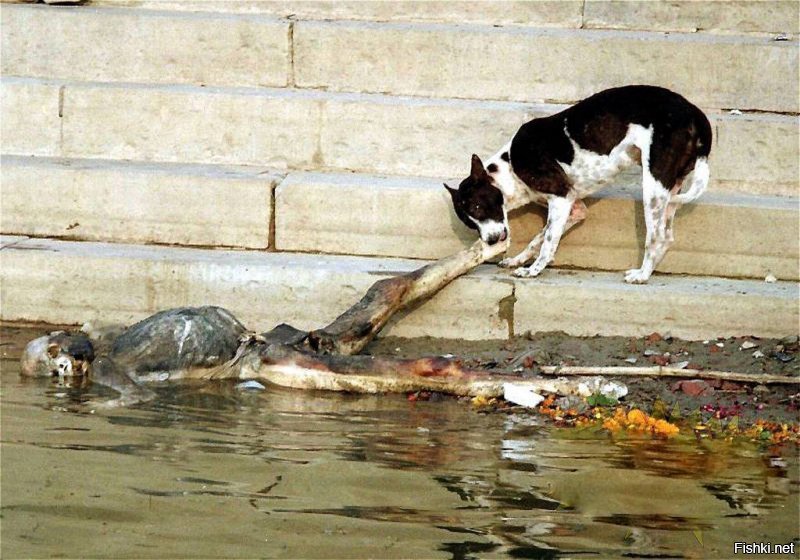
[2,329,798,559]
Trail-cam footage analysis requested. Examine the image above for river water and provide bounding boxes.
[2,326,798,559]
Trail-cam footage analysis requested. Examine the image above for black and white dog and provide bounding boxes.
[445,85,712,284]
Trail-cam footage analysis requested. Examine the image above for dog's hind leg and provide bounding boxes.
[500,200,587,269]
[513,196,575,278]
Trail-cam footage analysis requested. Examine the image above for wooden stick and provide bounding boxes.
[539,365,799,385]
[308,239,506,356]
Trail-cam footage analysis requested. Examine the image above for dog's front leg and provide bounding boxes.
[513,196,573,278]
[498,231,545,269]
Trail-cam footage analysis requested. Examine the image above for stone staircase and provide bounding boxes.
[1,1,798,339]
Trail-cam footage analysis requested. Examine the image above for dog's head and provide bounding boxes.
[445,154,508,245]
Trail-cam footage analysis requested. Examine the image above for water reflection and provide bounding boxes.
[2,341,798,559]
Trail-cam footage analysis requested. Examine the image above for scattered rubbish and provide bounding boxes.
[236,380,266,391]
[645,332,663,344]
[740,340,758,350]
[503,383,545,408]
[770,457,788,468]
[643,349,660,356]
[624,356,638,364]
[671,360,690,370]
[673,379,714,397]
[764,274,777,283]
[773,352,795,363]
[774,33,789,41]
[715,342,725,348]
[728,109,743,115]
[577,378,628,400]
[441,353,455,359]
[752,350,765,359]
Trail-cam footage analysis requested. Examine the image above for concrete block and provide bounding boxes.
[0,156,280,248]
[274,171,799,280]
[0,78,61,156]
[584,0,799,35]
[513,268,799,340]
[712,113,800,196]
[0,238,512,338]
[295,21,799,113]
[98,0,584,27]
[59,82,323,167]
[1,4,290,87]
[275,172,473,258]
[3,79,796,197]
[2,237,796,340]
[320,95,538,178]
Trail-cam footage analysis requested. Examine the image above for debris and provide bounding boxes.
[503,383,545,408]
[753,350,765,359]
[671,360,690,370]
[624,356,638,364]
[675,380,715,397]
[774,33,789,41]
[645,332,663,344]
[753,384,770,395]
[643,349,660,356]
[773,352,795,363]
[728,109,743,115]
[577,377,628,400]
[764,274,777,283]
[715,342,725,348]
[236,380,266,391]
[740,340,758,350]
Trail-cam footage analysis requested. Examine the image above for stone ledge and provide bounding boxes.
[275,171,800,281]
[1,3,291,88]
[294,20,798,113]
[2,78,796,197]
[1,237,796,340]
[0,155,280,249]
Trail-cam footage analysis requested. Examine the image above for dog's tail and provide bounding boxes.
[671,108,711,205]
[671,156,710,205]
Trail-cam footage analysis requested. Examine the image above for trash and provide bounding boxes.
[645,332,663,344]
[643,349,660,356]
[674,380,714,397]
[715,342,725,348]
[236,380,266,391]
[503,383,545,408]
[774,33,789,41]
[671,360,690,370]
[728,109,743,115]
[740,340,758,350]
[624,356,638,364]
[764,274,777,283]
[773,352,795,363]
[753,350,765,359]
[576,377,628,400]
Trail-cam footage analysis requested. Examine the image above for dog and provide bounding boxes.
[445,85,711,284]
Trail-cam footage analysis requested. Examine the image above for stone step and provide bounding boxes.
[0,155,280,249]
[1,236,796,340]
[275,171,799,281]
[2,3,796,113]
[293,20,797,113]
[85,0,800,37]
[3,78,797,197]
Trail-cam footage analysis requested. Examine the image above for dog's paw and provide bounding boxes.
[624,268,651,284]
[512,266,538,278]
[499,257,522,269]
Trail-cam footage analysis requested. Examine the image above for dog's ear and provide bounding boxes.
[470,154,486,179]
[443,183,458,199]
